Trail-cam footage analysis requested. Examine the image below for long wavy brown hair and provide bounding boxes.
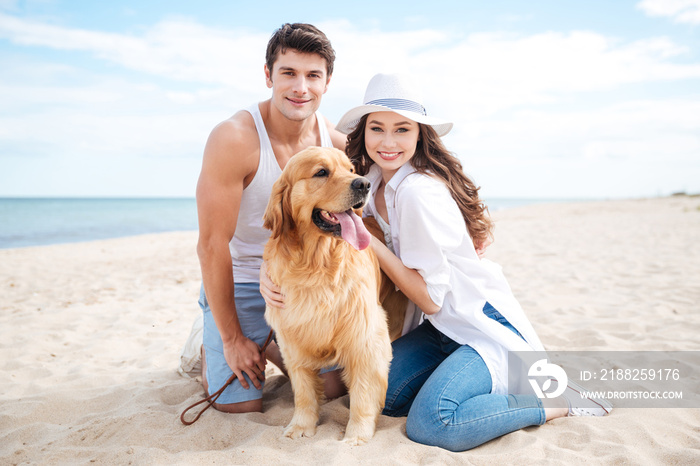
[346,114,493,248]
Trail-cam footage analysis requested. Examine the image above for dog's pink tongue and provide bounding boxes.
[335,210,371,251]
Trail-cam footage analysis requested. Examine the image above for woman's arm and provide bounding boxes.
[259,260,285,309]
[370,236,440,315]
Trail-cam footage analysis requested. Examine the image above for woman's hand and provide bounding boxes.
[475,237,493,258]
[259,260,285,308]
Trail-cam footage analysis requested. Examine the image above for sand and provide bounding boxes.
[1,196,699,465]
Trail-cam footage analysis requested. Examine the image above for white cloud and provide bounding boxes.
[456,97,700,198]
[0,13,268,89]
[1,15,700,197]
[3,15,698,112]
[461,98,700,161]
[637,0,700,24]
[319,25,700,123]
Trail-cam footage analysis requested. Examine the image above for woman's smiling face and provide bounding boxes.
[364,111,420,182]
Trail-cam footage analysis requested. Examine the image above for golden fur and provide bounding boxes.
[363,217,407,341]
[263,146,392,445]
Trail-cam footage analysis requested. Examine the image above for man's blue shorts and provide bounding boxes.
[200,283,271,404]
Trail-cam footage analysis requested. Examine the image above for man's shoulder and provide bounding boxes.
[201,106,263,182]
[320,114,348,150]
[205,106,260,166]
[209,108,258,149]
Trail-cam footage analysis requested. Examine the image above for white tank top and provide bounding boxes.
[230,103,334,282]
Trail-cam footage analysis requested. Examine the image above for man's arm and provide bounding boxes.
[196,115,265,390]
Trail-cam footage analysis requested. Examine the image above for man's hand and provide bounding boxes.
[259,260,285,309]
[223,336,267,390]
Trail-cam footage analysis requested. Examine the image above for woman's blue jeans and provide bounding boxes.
[382,303,546,451]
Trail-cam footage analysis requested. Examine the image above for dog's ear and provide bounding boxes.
[263,173,295,238]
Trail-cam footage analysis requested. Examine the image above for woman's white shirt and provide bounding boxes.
[364,163,545,394]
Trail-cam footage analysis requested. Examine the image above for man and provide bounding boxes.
[195,23,347,413]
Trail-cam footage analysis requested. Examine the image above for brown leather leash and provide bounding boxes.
[180,329,274,425]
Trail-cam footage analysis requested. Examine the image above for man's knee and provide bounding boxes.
[201,346,263,413]
[321,369,347,399]
[213,399,263,413]
[265,341,288,377]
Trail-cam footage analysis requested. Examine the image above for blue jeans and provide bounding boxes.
[383,303,545,451]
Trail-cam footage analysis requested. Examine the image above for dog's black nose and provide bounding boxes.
[351,177,370,193]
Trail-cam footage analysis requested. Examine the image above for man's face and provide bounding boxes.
[265,50,331,122]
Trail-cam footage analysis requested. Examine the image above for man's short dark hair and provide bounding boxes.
[266,23,336,77]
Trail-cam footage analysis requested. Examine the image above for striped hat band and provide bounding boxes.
[364,98,427,116]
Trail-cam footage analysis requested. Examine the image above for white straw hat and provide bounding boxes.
[335,73,453,136]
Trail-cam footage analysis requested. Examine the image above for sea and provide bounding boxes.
[0,197,572,250]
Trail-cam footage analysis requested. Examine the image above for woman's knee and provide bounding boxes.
[405,409,482,452]
[405,411,427,443]
[405,411,448,449]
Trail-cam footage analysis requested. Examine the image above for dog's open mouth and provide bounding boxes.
[312,208,371,251]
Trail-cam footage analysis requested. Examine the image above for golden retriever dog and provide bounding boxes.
[262,146,393,445]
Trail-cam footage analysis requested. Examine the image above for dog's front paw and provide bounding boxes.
[341,420,375,446]
[284,422,317,439]
[341,433,370,446]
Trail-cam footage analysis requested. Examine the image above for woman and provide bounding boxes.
[332,73,612,451]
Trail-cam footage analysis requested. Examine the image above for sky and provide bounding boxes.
[0,0,699,200]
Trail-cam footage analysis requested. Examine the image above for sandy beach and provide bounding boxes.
[1,196,699,465]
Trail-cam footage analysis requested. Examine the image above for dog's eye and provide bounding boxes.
[314,169,329,177]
